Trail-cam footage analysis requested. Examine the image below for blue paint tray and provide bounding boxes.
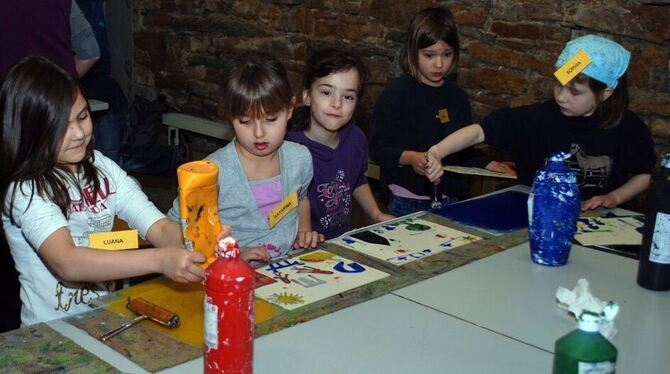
[433,190,529,233]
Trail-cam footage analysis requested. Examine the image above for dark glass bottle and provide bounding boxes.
[637,153,670,290]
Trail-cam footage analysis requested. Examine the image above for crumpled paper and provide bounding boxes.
[555,278,618,339]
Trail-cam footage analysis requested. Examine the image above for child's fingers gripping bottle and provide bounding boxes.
[553,303,619,374]
[204,236,255,374]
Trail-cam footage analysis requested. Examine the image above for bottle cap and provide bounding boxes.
[577,312,601,332]
[216,236,240,259]
[548,150,571,162]
[534,150,577,184]
[576,302,619,332]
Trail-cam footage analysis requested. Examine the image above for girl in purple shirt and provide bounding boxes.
[287,48,394,239]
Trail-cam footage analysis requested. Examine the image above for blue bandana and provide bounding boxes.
[555,35,630,89]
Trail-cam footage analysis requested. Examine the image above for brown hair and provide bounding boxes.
[572,73,629,129]
[289,47,369,131]
[222,51,294,121]
[401,6,460,81]
[1,56,99,223]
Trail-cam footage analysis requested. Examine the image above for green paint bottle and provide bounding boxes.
[553,304,619,374]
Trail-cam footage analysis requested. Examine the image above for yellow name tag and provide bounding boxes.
[436,108,450,124]
[268,191,298,228]
[554,49,592,86]
[89,229,139,250]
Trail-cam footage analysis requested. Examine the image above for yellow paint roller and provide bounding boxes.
[99,297,180,341]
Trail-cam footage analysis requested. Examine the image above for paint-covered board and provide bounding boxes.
[433,190,529,233]
[254,250,390,310]
[0,323,120,373]
[333,217,481,266]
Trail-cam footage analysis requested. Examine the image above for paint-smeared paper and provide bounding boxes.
[254,250,389,310]
[434,190,529,233]
[574,216,643,246]
[335,217,481,266]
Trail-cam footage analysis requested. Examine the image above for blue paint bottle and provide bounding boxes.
[528,151,580,266]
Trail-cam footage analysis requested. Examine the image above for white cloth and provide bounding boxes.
[2,151,164,325]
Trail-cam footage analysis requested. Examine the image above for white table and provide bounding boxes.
[34,189,659,373]
[51,294,551,373]
[394,243,670,373]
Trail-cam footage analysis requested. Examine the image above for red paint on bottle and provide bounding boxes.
[204,237,255,373]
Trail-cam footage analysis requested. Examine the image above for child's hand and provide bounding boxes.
[424,150,444,183]
[410,151,429,176]
[581,194,619,211]
[240,246,271,263]
[160,247,206,283]
[374,212,395,223]
[485,160,517,176]
[293,231,325,249]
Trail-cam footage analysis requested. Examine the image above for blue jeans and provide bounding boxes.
[388,194,458,217]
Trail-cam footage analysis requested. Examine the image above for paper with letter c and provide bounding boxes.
[177,161,222,267]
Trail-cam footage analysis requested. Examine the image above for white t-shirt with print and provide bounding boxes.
[2,151,165,325]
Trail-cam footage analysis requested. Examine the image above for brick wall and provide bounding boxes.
[133,0,670,156]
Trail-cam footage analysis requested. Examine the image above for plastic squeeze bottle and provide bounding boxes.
[553,303,619,374]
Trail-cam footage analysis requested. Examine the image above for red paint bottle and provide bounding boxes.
[204,237,255,373]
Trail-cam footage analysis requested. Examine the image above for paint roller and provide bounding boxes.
[99,297,180,341]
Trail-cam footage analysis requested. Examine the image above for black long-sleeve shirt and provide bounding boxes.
[480,100,656,199]
[370,74,488,198]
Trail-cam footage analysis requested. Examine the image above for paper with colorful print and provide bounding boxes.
[574,216,643,246]
[335,217,482,266]
[254,250,389,310]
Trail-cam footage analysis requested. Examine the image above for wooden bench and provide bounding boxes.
[161,112,381,180]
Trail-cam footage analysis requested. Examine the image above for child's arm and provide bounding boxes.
[581,173,651,211]
[352,184,394,223]
[37,228,206,284]
[294,197,325,248]
[145,218,184,247]
[427,124,486,161]
[425,124,486,180]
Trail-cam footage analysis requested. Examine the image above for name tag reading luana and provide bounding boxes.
[268,191,299,228]
[89,229,139,250]
[554,49,592,86]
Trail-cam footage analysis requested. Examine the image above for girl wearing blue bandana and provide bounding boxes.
[425,34,656,211]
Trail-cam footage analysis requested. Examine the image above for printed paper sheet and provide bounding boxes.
[334,217,482,266]
[574,216,643,246]
[254,250,389,310]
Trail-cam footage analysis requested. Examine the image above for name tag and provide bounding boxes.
[554,49,592,86]
[89,229,139,250]
[436,108,450,124]
[268,191,298,228]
